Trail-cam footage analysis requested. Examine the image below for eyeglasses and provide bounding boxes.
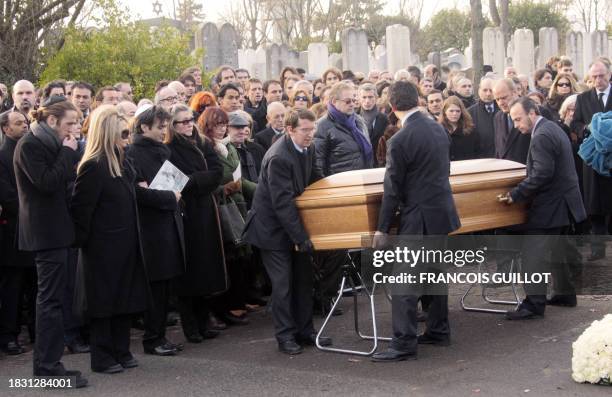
[160,96,178,104]
[557,82,571,87]
[295,96,308,102]
[339,98,358,105]
[121,129,130,140]
[174,118,194,126]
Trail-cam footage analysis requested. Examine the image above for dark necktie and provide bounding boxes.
[507,114,513,131]
[599,92,605,110]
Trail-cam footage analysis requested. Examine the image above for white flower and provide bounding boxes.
[572,314,612,385]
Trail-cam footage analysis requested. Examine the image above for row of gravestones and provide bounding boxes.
[196,22,611,81]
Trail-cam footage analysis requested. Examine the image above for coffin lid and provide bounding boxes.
[305,158,526,191]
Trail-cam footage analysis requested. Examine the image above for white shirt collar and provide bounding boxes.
[531,116,544,134]
[401,108,421,127]
[596,84,611,96]
[291,139,305,153]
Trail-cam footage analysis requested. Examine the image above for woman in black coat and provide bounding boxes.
[165,104,227,342]
[439,96,479,161]
[71,105,148,374]
[125,106,185,354]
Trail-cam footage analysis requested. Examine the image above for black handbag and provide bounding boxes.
[218,196,246,246]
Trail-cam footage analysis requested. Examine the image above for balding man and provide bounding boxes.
[12,80,36,120]
[504,66,518,78]
[255,102,286,151]
[168,81,187,104]
[155,86,178,112]
[468,77,499,157]
[117,101,137,119]
[571,61,612,261]
[493,78,531,164]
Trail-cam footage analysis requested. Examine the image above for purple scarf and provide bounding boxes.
[327,103,373,165]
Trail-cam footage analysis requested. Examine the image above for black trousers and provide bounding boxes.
[90,314,132,371]
[143,279,170,349]
[260,249,314,343]
[590,214,610,254]
[177,295,209,338]
[312,250,346,302]
[212,256,247,313]
[33,248,68,376]
[519,228,562,315]
[0,266,34,344]
[62,248,84,345]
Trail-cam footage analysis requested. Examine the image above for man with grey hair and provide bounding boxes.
[114,82,133,101]
[168,81,187,104]
[12,80,36,120]
[468,77,499,158]
[357,83,388,166]
[254,102,286,151]
[493,78,530,164]
[117,101,137,119]
[155,86,178,112]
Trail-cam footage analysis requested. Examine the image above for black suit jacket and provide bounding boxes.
[468,101,498,158]
[494,111,531,164]
[510,118,586,229]
[357,109,389,167]
[243,135,323,250]
[378,111,461,235]
[255,127,283,151]
[244,98,267,134]
[570,87,612,215]
[14,129,79,251]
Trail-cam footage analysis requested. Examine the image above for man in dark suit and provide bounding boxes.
[372,81,461,362]
[13,97,86,387]
[468,77,499,158]
[254,102,286,151]
[243,109,331,355]
[0,110,34,356]
[357,83,388,167]
[502,97,586,320]
[493,78,531,164]
[570,61,612,261]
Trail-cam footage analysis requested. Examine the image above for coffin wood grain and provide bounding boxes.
[295,159,528,250]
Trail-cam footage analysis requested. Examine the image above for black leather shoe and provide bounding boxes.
[120,358,139,368]
[208,313,227,330]
[278,340,303,355]
[66,341,90,354]
[297,333,332,347]
[417,333,450,346]
[42,371,88,388]
[144,343,176,356]
[199,329,220,339]
[1,341,26,355]
[587,251,605,261]
[93,364,124,374]
[221,312,249,326]
[186,333,203,343]
[547,295,577,307]
[505,307,543,320]
[168,342,184,351]
[371,348,417,362]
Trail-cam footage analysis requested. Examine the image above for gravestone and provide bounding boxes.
[538,28,559,68]
[583,30,609,76]
[329,53,343,70]
[512,29,535,76]
[483,27,505,74]
[200,22,221,72]
[219,23,238,68]
[299,51,309,72]
[373,45,387,71]
[266,43,282,81]
[252,46,267,80]
[447,53,466,70]
[565,31,584,78]
[386,24,411,73]
[307,43,329,77]
[341,28,369,74]
[427,51,441,68]
[286,50,300,68]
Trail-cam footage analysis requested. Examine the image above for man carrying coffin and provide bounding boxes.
[502,97,586,319]
[372,81,461,362]
[243,109,332,355]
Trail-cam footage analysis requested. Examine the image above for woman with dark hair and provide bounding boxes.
[545,73,579,121]
[279,66,298,91]
[439,96,479,161]
[166,104,227,342]
[534,68,554,97]
[322,67,342,87]
[71,105,148,374]
[312,79,324,104]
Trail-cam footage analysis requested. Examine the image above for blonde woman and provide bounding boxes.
[71,105,148,374]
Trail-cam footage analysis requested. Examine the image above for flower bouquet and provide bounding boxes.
[572,314,612,385]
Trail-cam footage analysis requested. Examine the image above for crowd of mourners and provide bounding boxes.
[1,54,611,387]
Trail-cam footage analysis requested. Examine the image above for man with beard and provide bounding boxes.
[12,80,36,122]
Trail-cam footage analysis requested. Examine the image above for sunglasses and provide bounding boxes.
[121,129,130,140]
[557,82,571,87]
[339,98,358,105]
[174,118,194,126]
[295,96,308,102]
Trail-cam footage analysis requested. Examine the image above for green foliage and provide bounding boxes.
[39,1,198,100]
[418,9,472,59]
[508,1,571,46]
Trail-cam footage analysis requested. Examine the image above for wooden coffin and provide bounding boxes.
[295,159,528,250]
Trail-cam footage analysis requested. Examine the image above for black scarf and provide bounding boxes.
[31,121,61,152]
[132,134,171,162]
[167,132,208,174]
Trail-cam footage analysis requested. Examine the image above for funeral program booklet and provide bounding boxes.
[149,160,189,192]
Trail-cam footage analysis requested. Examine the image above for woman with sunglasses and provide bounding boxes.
[71,105,148,374]
[166,104,228,341]
[289,89,312,110]
[545,73,579,121]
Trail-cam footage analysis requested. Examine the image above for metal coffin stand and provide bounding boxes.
[316,251,391,356]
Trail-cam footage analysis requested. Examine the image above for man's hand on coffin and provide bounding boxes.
[372,231,389,249]
[296,239,314,253]
[497,192,513,205]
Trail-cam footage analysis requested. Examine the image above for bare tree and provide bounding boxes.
[222,0,270,49]
[571,0,610,32]
[488,0,509,47]
[0,0,87,82]
[470,0,485,89]
[174,0,205,30]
